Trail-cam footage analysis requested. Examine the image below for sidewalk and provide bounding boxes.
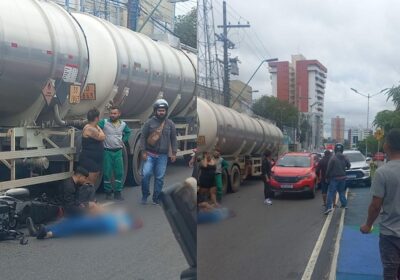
[336,187,382,280]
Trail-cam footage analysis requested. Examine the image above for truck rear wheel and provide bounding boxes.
[132,140,143,186]
[230,165,241,193]
[222,169,229,194]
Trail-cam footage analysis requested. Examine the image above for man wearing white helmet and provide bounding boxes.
[140,99,178,205]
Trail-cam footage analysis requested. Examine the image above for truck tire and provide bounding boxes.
[132,139,143,186]
[222,169,229,194]
[230,165,241,193]
[93,171,103,192]
[122,145,128,186]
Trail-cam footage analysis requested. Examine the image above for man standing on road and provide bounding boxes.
[98,106,131,201]
[324,143,350,214]
[140,99,177,205]
[214,148,229,203]
[361,129,400,280]
[262,149,273,205]
[316,150,332,206]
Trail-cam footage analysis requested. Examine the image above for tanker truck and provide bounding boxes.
[0,0,197,191]
[196,98,285,194]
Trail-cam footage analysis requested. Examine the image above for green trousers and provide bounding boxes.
[103,149,124,192]
[215,173,223,200]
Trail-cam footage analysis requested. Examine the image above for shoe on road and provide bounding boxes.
[324,208,333,215]
[26,217,37,237]
[264,198,272,205]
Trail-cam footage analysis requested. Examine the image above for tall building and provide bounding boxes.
[269,54,327,150]
[361,129,373,140]
[331,116,345,143]
[348,128,361,148]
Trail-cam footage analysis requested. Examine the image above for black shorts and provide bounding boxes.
[199,176,216,189]
[79,151,103,173]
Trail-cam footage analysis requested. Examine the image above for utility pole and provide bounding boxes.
[198,0,221,102]
[217,0,250,107]
[350,87,388,156]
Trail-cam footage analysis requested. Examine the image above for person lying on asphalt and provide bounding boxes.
[27,207,143,239]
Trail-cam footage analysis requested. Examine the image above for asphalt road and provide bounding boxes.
[0,161,192,280]
[198,179,333,280]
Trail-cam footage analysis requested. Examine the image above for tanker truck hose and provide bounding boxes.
[53,104,87,128]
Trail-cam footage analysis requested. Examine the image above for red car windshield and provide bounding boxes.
[276,155,311,168]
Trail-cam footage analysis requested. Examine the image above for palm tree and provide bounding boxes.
[386,85,400,111]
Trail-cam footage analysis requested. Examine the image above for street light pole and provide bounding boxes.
[231,58,278,108]
[350,87,388,156]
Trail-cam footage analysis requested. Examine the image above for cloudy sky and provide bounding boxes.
[207,0,399,136]
[175,0,197,16]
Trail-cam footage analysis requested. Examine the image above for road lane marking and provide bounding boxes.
[301,209,334,280]
[329,189,349,280]
[329,207,346,280]
[302,190,349,280]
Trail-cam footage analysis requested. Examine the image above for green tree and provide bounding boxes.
[373,110,400,132]
[386,85,400,110]
[252,96,299,130]
[357,135,382,156]
[174,8,197,48]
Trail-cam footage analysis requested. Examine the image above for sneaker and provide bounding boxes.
[152,200,160,206]
[36,225,47,240]
[324,208,333,215]
[340,205,348,209]
[114,191,124,201]
[105,192,113,200]
[26,217,37,237]
[264,198,272,205]
[140,199,147,205]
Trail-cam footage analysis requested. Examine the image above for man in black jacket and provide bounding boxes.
[59,166,96,216]
[316,150,332,206]
[140,99,178,205]
[324,144,351,215]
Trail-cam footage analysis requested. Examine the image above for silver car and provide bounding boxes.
[343,150,371,187]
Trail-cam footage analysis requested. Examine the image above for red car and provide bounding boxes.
[270,152,318,198]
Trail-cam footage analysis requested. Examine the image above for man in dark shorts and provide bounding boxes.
[262,150,273,205]
[316,150,332,206]
[361,129,400,279]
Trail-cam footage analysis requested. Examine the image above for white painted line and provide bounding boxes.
[329,189,349,280]
[301,209,334,280]
[329,207,346,280]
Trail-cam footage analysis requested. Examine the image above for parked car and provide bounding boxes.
[343,150,371,187]
[270,152,318,198]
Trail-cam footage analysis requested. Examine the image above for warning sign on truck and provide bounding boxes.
[81,83,96,100]
[69,85,81,104]
[62,64,78,83]
[41,79,55,105]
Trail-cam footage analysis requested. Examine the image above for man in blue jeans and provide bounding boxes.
[140,99,177,205]
[324,143,351,215]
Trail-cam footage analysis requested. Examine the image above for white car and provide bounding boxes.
[343,150,371,187]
